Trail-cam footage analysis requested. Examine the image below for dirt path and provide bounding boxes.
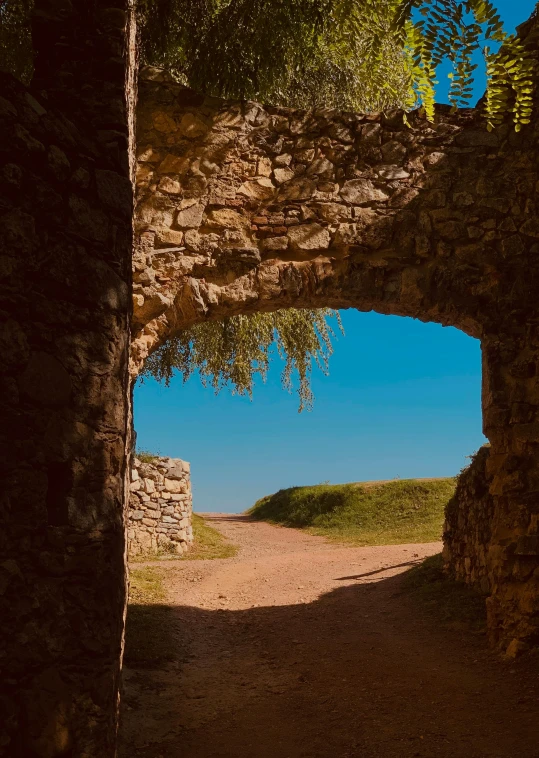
[121,515,539,758]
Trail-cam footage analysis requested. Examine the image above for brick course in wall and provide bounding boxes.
[129,456,193,556]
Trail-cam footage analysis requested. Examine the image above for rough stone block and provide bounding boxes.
[178,112,208,138]
[274,167,294,184]
[237,178,275,201]
[143,478,155,494]
[340,179,388,204]
[288,223,330,250]
[164,478,186,493]
[176,201,205,229]
[166,465,185,480]
[263,236,289,251]
[159,176,183,194]
[145,509,160,519]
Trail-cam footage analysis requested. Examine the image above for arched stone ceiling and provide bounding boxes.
[132,54,539,373]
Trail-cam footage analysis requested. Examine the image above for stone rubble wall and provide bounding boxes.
[128,456,193,556]
[0,0,135,744]
[132,58,539,372]
[443,445,494,595]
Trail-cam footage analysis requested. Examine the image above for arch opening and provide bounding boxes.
[125,306,502,754]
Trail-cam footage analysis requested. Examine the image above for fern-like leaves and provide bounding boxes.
[397,0,538,127]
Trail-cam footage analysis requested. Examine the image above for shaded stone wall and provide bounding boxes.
[443,446,494,595]
[0,0,134,754]
[129,456,193,556]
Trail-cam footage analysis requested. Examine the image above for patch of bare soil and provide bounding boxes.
[120,514,539,758]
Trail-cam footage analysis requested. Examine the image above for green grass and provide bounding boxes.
[404,554,486,632]
[180,514,238,560]
[129,514,238,563]
[247,478,456,546]
[124,566,177,667]
[128,565,167,604]
[135,449,159,463]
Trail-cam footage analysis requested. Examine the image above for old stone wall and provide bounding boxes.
[443,445,494,595]
[0,0,135,754]
[132,66,485,371]
[129,456,193,556]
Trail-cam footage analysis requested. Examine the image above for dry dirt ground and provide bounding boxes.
[120,514,539,758]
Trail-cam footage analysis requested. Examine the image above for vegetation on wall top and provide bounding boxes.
[139,0,539,129]
[2,1,537,129]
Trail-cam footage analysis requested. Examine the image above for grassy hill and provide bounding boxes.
[247,478,456,546]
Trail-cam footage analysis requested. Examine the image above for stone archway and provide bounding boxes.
[132,47,539,654]
[132,68,486,367]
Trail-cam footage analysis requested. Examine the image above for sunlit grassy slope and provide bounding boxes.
[247,478,456,545]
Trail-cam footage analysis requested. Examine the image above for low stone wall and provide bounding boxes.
[443,445,494,594]
[128,456,193,556]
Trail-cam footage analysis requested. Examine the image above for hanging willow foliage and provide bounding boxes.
[141,309,344,412]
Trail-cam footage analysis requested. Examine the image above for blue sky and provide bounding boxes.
[134,0,535,514]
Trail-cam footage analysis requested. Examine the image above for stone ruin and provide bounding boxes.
[2,1,539,753]
[131,58,539,661]
[129,456,193,556]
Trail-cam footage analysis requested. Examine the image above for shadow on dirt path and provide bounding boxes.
[120,515,539,758]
